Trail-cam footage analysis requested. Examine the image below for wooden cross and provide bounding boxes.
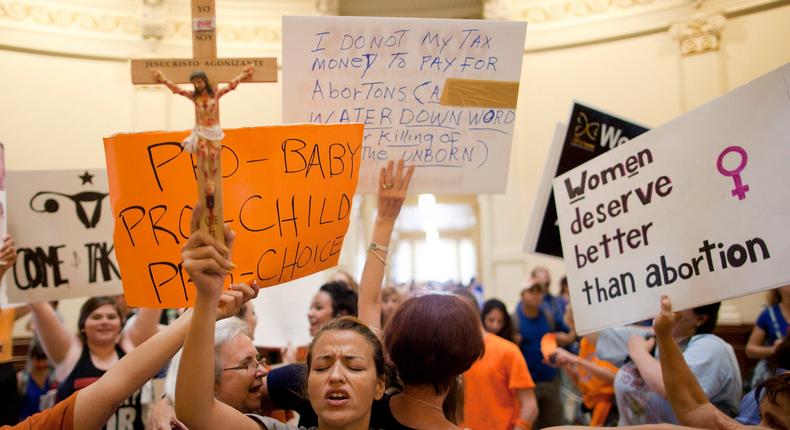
[130,0,277,245]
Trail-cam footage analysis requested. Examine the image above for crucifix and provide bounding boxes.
[131,0,277,245]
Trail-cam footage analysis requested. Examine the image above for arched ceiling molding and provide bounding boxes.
[338,0,483,18]
[482,0,788,53]
[1,0,785,60]
[0,0,316,61]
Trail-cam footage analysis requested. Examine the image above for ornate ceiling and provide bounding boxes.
[0,0,784,60]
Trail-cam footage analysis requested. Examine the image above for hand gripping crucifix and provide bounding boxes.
[130,0,277,245]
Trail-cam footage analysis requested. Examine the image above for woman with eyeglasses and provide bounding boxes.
[212,318,269,414]
[161,317,267,421]
[173,214,387,430]
[152,292,263,429]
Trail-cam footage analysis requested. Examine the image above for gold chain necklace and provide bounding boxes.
[400,393,444,413]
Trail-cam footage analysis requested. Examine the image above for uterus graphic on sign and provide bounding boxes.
[7,169,123,303]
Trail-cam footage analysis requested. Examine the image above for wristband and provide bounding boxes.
[367,242,388,265]
[368,242,388,253]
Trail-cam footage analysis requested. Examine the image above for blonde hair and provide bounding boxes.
[382,286,401,302]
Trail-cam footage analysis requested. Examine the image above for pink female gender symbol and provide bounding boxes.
[716,146,749,200]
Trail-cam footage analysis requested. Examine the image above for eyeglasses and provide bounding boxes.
[222,354,266,374]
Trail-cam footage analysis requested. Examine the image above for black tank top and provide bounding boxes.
[56,344,144,430]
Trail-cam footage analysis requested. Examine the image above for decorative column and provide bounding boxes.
[482,0,514,20]
[670,7,748,324]
[315,0,340,16]
[669,8,727,111]
[140,0,168,46]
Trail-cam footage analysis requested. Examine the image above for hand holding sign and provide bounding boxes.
[181,203,234,300]
[652,295,676,339]
[181,203,260,319]
[217,283,260,321]
[552,347,575,367]
[0,236,16,271]
[627,334,656,358]
[540,333,559,366]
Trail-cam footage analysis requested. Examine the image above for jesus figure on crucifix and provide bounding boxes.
[152,65,252,232]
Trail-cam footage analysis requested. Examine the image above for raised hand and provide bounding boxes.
[553,348,576,367]
[357,160,414,330]
[0,235,17,273]
[242,65,254,79]
[281,342,298,364]
[216,281,259,320]
[627,334,656,357]
[377,159,414,222]
[181,204,235,298]
[653,294,677,338]
[149,397,188,430]
[152,69,165,83]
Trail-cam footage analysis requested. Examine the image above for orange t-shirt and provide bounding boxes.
[462,332,535,430]
[575,337,618,409]
[1,392,76,430]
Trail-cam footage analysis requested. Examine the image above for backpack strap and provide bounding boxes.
[767,306,783,340]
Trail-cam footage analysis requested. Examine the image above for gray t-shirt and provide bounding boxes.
[596,325,653,367]
[614,334,742,425]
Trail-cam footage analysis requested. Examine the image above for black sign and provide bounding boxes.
[530,103,649,257]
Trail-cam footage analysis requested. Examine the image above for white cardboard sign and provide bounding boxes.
[553,64,790,335]
[6,170,122,302]
[283,16,527,194]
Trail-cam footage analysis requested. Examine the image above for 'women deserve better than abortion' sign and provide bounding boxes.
[554,64,790,335]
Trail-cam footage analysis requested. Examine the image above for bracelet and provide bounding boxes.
[368,242,388,265]
[368,242,388,253]
[514,419,532,430]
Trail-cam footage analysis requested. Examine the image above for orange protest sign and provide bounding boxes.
[103,124,363,308]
